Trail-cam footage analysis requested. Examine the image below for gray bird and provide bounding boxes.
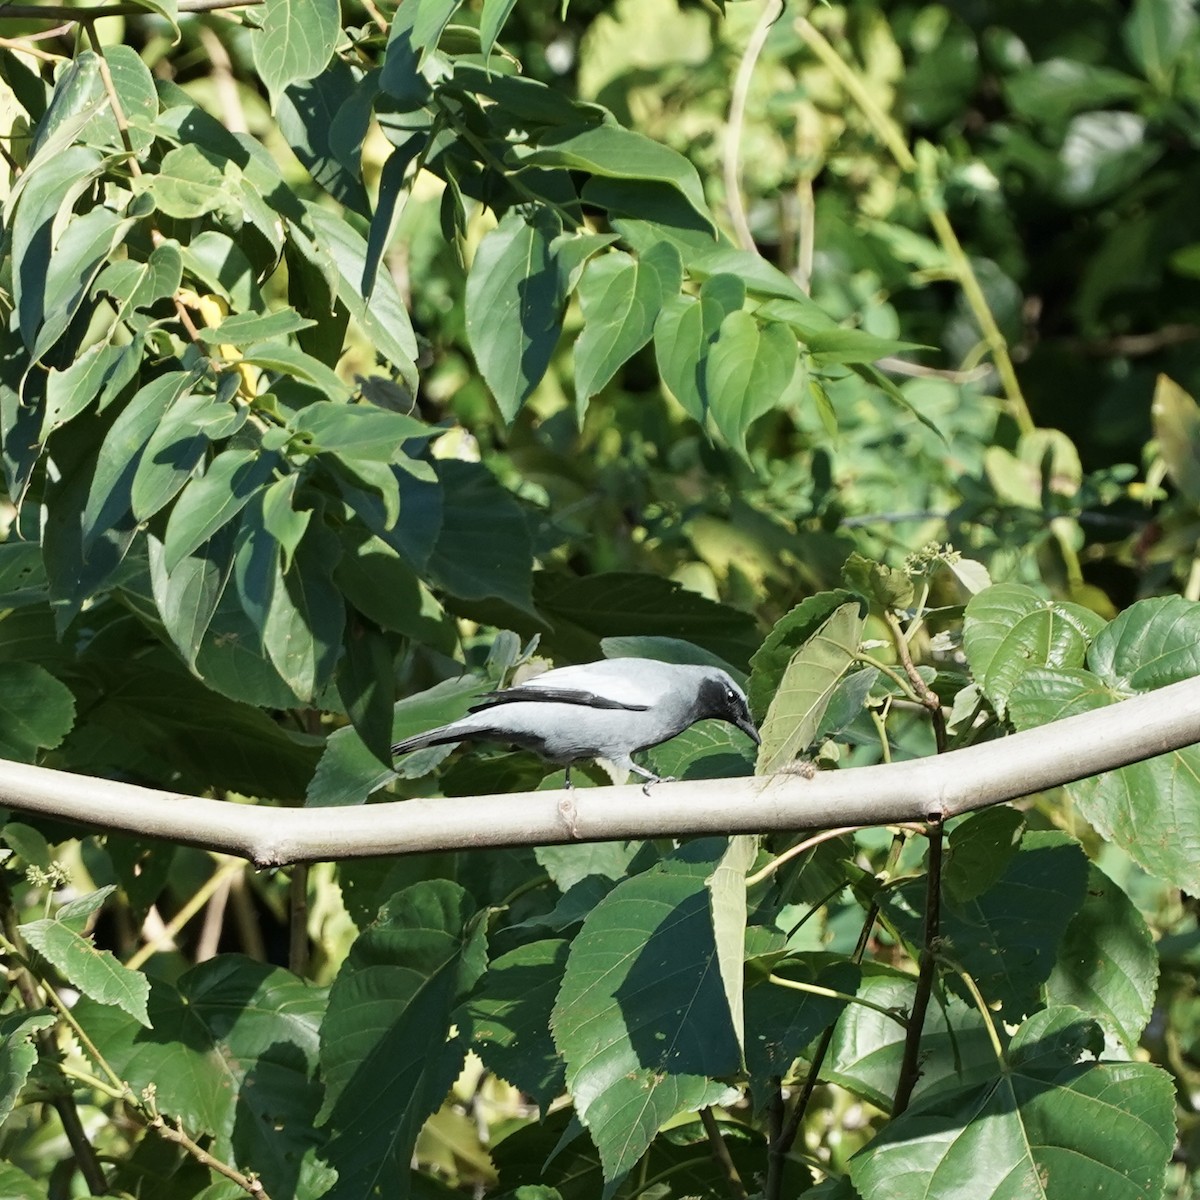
[390,658,760,786]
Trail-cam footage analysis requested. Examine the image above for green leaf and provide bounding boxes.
[943,807,1025,905]
[252,0,341,110]
[307,674,488,806]
[132,391,246,522]
[262,521,345,702]
[77,957,326,1199]
[551,841,741,1190]
[1009,666,1200,893]
[708,836,755,1058]
[705,310,798,457]
[748,590,864,721]
[241,340,350,398]
[336,619,396,767]
[163,447,279,574]
[531,571,761,670]
[0,542,47,609]
[524,124,713,228]
[289,401,432,461]
[848,1010,1175,1200]
[42,341,136,438]
[0,662,75,761]
[479,0,519,58]
[426,460,534,610]
[1124,0,1199,89]
[291,201,419,386]
[136,143,235,219]
[886,831,1089,1023]
[962,583,1105,717]
[469,939,569,1109]
[653,277,741,424]
[841,551,915,611]
[574,243,682,408]
[20,912,150,1027]
[824,966,1001,1111]
[261,474,311,572]
[197,307,317,348]
[148,527,236,670]
[1046,864,1158,1057]
[95,240,183,313]
[1057,111,1163,207]
[0,1163,46,1200]
[756,600,866,775]
[31,205,128,364]
[58,47,158,156]
[319,881,486,1199]
[1151,374,1200,502]
[0,1012,56,1124]
[1089,593,1200,690]
[465,208,566,420]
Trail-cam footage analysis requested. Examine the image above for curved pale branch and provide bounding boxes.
[2,676,1199,867]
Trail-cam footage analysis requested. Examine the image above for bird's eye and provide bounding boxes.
[726,687,736,702]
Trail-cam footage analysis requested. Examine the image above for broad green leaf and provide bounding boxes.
[748,590,864,721]
[10,144,104,354]
[574,243,682,408]
[135,143,236,219]
[52,47,158,156]
[1009,667,1200,893]
[77,957,326,1199]
[240,339,350,398]
[705,310,798,457]
[757,600,866,775]
[277,59,372,215]
[291,202,418,386]
[1124,0,1199,88]
[289,401,432,461]
[841,551,915,611]
[1151,374,1200,502]
[333,529,452,645]
[1088,593,1200,690]
[20,912,150,1027]
[1057,111,1162,207]
[465,209,566,420]
[1046,864,1158,1057]
[31,205,127,364]
[1004,58,1145,123]
[848,1009,1175,1200]
[531,571,761,670]
[943,807,1025,905]
[132,391,246,522]
[148,528,236,670]
[307,674,488,805]
[426,459,534,610]
[0,542,47,609]
[262,522,345,702]
[644,718,756,782]
[261,474,311,572]
[197,307,316,348]
[252,0,341,110]
[653,275,743,423]
[524,124,713,228]
[745,955,861,1087]
[0,1012,56,1124]
[885,831,1089,1023]
[94,240,183,313]
[708,836,756,1057]
[824,966,1001,1111]
[80,372,195,552]
[336,619,396,766]
[962,583,1105,716]
[42,341,138,438]
[0,662,75,761]
[163,447,279,574]
[551,841,741,1190]
[469,939,569,1109]
[480,0,519,58]
[319,881,486,1199]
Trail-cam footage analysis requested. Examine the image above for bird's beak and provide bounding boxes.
[737,713,761,745]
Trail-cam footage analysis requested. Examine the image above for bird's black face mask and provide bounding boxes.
[697,677,761,745]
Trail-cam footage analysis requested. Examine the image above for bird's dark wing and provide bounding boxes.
[469,686,650,712]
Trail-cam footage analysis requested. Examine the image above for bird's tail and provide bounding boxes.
[390,723,466,757]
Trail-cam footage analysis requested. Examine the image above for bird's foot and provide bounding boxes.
[640,774,677,797]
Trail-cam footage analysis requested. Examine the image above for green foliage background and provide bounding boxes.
[2,0,1200,1197]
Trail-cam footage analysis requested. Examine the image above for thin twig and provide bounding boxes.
[0,0,261,18]
[194,867,235,962]
[699,1107,749,1200]
[745,826,861,888]
[884,610,946,753]
[82,19,142,176]
[288,863,309,976]
[767,973,908,1025]
[151,1116,272,1199]
[723,0,783,251]
[891,818,944,1115]
[126,858,243,970]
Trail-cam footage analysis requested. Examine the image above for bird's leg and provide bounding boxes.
[628,761,676,797]
[557,764,580,839]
